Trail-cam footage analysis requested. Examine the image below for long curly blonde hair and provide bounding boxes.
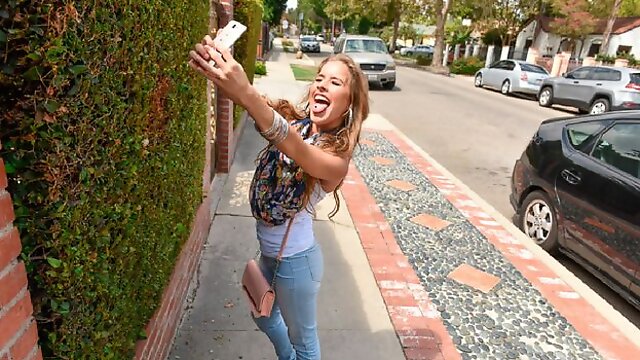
[265,54,370,218]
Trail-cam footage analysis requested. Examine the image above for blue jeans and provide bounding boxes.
[253,243,324,360]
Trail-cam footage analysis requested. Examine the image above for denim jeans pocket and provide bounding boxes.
[306,249,324,283]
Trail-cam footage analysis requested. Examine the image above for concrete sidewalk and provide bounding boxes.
[169,40,405,360]
[169,40,640,360]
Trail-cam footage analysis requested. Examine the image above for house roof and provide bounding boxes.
[536,16,640,35]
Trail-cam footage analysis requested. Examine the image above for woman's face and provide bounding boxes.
[308,60,352,131]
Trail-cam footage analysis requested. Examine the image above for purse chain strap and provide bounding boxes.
[270,218,295,289]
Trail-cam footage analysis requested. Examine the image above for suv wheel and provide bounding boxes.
[383,80,396,90]
[538,87,553,107]
[518,191,559,253]
[590,98,610,114]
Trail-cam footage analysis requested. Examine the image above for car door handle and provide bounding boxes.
[595,83,602,86]
[561,169,582,185]
[573,81,580,84]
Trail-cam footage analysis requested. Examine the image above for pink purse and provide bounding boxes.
[242,219,294,318]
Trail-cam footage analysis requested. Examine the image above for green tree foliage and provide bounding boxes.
[550,0,597,43]
[263,0,288,25]
[1,0,208,357]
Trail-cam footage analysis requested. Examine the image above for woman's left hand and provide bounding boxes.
[188,38,253,107]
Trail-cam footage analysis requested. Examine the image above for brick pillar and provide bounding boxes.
[0,143,43,360]
[215,0,235,173]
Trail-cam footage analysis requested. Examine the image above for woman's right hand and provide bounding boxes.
[188,35,254,108]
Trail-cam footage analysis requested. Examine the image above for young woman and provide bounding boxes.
[189,34,369,360]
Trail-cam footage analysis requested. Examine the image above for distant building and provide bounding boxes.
[515,16,640,59]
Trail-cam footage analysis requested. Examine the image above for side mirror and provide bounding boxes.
[561,73,566,78]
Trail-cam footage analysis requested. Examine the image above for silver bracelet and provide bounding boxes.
[259,109,289,144]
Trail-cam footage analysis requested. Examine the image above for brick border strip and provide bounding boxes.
[0,144,43,360]
[134,196,212,359]
[342,164,461,360]
[378,129,640,360]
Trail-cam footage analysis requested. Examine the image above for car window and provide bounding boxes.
[592,123,640,179]
[566,122,607,151]
[344,39,387,54]
[504,61,515,71]
[520,63,548,74]
[593,68,621,81]
[490,61,505,69]
[630,73,640,85]
[567,67,591,80]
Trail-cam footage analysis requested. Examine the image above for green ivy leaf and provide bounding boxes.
[0,30,6,43]
[44,101,60,113]
[60,301,70,314]
[47,257,62,268]
[26,53,41,61]
[23,66,41,81]
[69,65,88,75]
[4,161,16,174]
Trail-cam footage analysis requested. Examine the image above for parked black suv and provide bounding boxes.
[511,111,640,308]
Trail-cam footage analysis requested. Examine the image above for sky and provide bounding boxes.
[287,0,298,10]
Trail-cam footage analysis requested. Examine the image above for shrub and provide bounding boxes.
[615,52,637,66]
[0,1,207,357]
[596,53,616,64]
[255,61,267,75]
[416,55,433,66]
[282,39,294,47]
[450,56,485,75]
[234,0,263,84]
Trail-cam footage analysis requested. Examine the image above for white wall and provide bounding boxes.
[606,27,640,57]
[516,24,640,59]
[515,21,537,52]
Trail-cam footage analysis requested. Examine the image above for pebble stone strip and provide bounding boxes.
[342,130,639,360]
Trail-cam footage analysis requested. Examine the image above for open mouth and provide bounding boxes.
[312,94,331,114]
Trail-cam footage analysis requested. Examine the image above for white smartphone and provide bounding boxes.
[215,20,247,50]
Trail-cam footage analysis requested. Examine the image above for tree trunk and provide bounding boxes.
[391,12,400,52]
[432,0,453,68]
[601,0,623,55]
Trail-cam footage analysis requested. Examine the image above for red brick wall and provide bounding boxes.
[0,144,43,360]
[215,0,235,173]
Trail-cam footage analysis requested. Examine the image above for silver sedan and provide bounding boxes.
[474,60,549,96]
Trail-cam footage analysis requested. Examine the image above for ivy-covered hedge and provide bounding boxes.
[233,0,263,127]
[1,1,208,358]
[235,0,264,84]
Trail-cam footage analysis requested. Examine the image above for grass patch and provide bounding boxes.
[290,64,318,82]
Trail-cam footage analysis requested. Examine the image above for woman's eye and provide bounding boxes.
[314,77,322,82]
[332,81,341,86]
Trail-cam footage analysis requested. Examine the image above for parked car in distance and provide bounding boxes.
[316,34,325,43]
[400,45,433,57]
[474,60,550,96]
[300,35,320,53]
[510,112,640,309]
[538,66,640,114]
[334,34,397,90]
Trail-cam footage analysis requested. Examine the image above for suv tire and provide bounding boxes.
[589,98,610,114]
[383,80,396,90]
